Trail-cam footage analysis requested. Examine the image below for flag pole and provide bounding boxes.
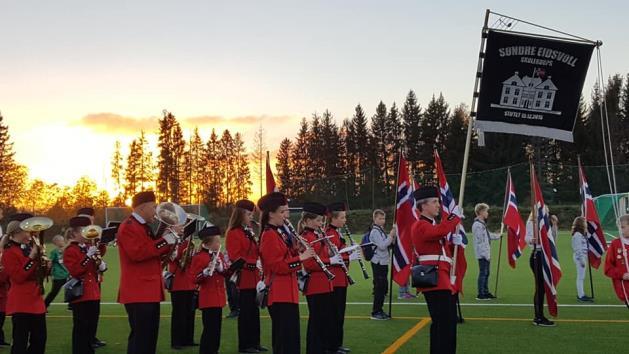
[578,155,595,299]
[494,167,510,297]
[530,158,543,319]
[388,150,403,318]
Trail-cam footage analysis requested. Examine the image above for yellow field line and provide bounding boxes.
[381,318,431,354]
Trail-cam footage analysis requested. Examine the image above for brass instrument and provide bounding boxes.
[283,220,335,281]
[178,214,206,270]
[81,225,103,265]
[342,225,370,280]
[317,226,355,285]
[20,216,53,289]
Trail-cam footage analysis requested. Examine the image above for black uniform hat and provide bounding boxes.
[198,225,221,239]
[257,192,288,213]
[235,199,256,212]
[326,202,346,213]
[132,191,156,208]
[69,216,92,228]
[77,207,95,217]
[302,202,327,216]
[413,186,439,201]
[7,213,34,222]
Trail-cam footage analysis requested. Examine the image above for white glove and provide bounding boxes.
[86,246,98,257]
[169,249,178,261]
[98,260,107,272]
[256,280,266,292]
[329,253,344,265]
[452,233,464,246]
[216,261,224,273]
[349,250,361,262]
[256,259,262,270]
[163,232,178,245]
[202,267,212,277]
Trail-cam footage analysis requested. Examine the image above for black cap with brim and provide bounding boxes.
[69,216,92,228]
[413,186,439,201]
[326,202,346,213]
[198,225,221,239]
[257,192,288,213]
[235,199,255,212]
[302,202,327,216]
[8,213,34,222]
[77,207,95,216]
[132,191,156,208]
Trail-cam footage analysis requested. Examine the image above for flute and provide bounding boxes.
[283,220,335,281]
[342,225,370,280]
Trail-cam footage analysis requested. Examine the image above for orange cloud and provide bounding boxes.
[184,115,294,126]
[76,113,158,134]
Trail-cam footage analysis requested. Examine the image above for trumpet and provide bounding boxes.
[283,220,335,281]
[317,226,355,285]
[20,216,54,289]
[81,225,103,265]
[342,225,369,280]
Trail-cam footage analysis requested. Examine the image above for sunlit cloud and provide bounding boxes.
[184,115,295,127]
[76,113,159,134]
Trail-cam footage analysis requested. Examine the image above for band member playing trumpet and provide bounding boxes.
[64,216,108,354]
[258,192,316,354]
[168,234,197,349]
[117,191,179,354]
[2,214,48,354]
[76,207,108,349]
[225,199,267,354]
[189,225,227,354]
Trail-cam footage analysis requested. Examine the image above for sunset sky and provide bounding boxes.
[1,1,627,198]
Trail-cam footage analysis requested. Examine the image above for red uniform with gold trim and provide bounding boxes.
[326,225,350,288]
[411,214,461,294]
[226,226,261,290]
[63,242,101,303]
[604,238,629,303]
[1,242,46,315]
[0,260,10,313]
[259,225,302,306]
[189,248,227,309]
[168,240,196,292]
[302,228,333,296]
[117,214,173,304]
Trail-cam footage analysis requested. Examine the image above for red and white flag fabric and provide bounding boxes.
[392,154,416,285]
[434,150,467,293]
[503,170,527,268]
[532,167,562,316]
[578,163,607,269]
[265,151,278,194]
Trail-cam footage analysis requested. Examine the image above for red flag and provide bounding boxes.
[265,151,278,194]
[578,163,607,269]
[532,167,562,316]
[392,154,416,285]
[504,170,527,268]
[434,150,467,293]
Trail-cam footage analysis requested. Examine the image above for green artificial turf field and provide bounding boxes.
[20,231,627,353]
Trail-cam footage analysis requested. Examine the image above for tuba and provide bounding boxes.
[154,202,189,241]
[178,214,206,270]
[20,216,54,289]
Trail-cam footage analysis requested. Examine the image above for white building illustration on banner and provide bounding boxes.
[491,70,561,115]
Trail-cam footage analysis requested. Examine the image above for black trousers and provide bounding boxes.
[124,302,160,354]
[44,279,66,307]
[423,290,457,354]
[226,279,240,312]
[72,300,99,354]
[238,289,261,350]
[200,308,222,354]
[0,312,6,343]
[371,263,389,314]
[529,250,546,319]
[171,290,196,346]
[331,286,347,349]
[306,292,335,354]
[11,313,46,354]
[268,303,300,354]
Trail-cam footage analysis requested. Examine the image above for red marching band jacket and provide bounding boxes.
[326,225,350,288]
[226,226,261,290]
[168,239,196,292]
[1,242,46,315]
[0,255,10,313]
[604,238,629,303]
[117,214,173,304]
[411,215,461,294]
[259,225,302,306]
[63,242,101,303]
[301,228,333,296]
[188,248,227,309]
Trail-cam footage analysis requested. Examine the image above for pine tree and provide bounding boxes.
[319,110,342,202]
[347,104,373,206]
[384,102,402,192]
[619,74,629,163]
[306,113,324,196]
[250,124,266,198]
[124,139,141,200]
[276,138,293,197]
[157,110,176,200]
[402,91,422,178]
[418,93,449,180]
[233,133,252,201]
[291,118,309,199]
[219,130,236,205]
[443,104,468,173]
[110,140,125,206]
[0,112,27,207]
[137,130,154,191]
[171,123,186,203]
[371,101,388,193]
[203,129,222,210]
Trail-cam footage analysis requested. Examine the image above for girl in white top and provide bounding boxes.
[571,217,592,302]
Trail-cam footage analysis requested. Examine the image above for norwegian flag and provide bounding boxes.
[434,150,467,292]
[532,168,562,317]
[392,154,416,285]
[578,163,607,269]
[504,170,527,268]
[266,151,278,194]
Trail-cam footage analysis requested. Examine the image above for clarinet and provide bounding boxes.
[342,225,370,280]
[283,220,335,281]
[319,226,355,285]
[207,245,222,277]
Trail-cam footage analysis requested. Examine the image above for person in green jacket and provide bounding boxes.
[44,233,70,308]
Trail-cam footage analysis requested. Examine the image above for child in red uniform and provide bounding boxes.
[189,225,227,354]
[604,214,629,306]
[168,237,197,349]
[0,244,10,346]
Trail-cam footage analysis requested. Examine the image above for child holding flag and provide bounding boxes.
[604,215,629,307]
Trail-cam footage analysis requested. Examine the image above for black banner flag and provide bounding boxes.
[476,30,595,142]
